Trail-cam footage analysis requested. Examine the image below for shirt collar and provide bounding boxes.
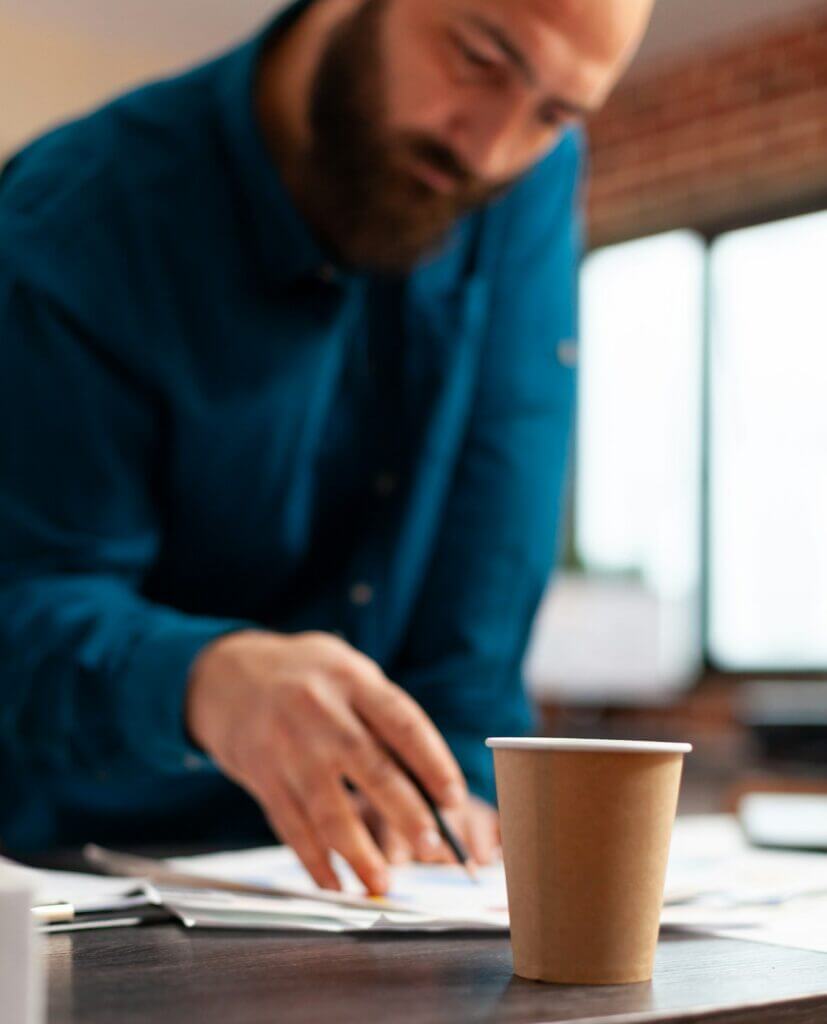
[213,0,339,287]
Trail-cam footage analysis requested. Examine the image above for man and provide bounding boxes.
[0,0,652,892]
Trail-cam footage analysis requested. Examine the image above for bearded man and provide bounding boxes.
[0,0,652,892]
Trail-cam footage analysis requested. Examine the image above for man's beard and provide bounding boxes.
[291,0,506,273]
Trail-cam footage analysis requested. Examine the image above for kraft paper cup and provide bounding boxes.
[486,737,692,985]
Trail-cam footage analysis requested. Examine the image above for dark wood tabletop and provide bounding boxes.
[45,918,827,1024]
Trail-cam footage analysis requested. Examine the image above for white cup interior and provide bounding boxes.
[485,737,692,754]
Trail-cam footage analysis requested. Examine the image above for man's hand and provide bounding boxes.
[186,629,467,895]
[364,794,500,866]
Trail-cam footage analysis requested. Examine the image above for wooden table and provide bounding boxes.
[45,916,827,1023]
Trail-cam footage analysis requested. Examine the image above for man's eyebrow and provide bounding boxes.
[462,13,594,118]
[464,13,538,85]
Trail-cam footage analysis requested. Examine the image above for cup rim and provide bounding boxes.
[485,737,692,754]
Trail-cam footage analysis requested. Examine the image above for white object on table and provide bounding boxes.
[0,854,140,910]
[0,862,45,1024]
[738,793,827,851]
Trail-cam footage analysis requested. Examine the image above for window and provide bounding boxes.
[528,213,827,701]
[576,230,705,599]
[708,210,827,670]
[526,230,706,701]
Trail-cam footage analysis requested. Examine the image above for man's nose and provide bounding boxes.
[444,97,527,183]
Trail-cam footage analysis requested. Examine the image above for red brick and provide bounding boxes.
[588,9,827,246]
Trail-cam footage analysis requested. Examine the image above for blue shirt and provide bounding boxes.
[0,5,582,850]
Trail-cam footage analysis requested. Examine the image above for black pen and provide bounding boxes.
[404,770,479,884]
[34,901,174,932]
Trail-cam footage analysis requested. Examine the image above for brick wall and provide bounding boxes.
[587,9,827,247]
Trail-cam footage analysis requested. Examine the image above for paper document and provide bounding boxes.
[663,815,827,953]
[14,813,827,947]
[164,816,827,943]
[164,846,509,932]
[666,814,827,905]
[0,855,143,911]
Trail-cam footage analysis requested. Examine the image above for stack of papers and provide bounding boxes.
[11,814,827,950]
[158,846,509,932]
[158,816,827,946]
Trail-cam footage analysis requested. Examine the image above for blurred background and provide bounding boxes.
[2,0,827,812]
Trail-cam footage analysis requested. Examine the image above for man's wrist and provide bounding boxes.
[185,627,287,752]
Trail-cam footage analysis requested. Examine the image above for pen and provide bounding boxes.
[31,902,75,925]
[403,770,479,884]
[32,901,174,932]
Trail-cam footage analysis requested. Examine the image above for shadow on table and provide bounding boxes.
[492,974,654,1022]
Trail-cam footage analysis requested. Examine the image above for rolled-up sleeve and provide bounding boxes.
[0,270,245,778]
[392,131,584,802]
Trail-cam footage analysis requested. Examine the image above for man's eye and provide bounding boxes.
[538,103,576,130]
[455,38,496,70]
[539,109,563,129]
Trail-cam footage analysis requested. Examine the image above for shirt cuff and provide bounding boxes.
[118,613,250,774]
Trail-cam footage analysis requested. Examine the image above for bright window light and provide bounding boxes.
[528,230,706,701]
[708,210,827,669]
[576,230,706,599]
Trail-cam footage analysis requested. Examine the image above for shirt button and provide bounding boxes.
[349,582,374,607]
[556,339,578,367]
[374,473,397,497]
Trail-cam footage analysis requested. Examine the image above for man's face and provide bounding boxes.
[300,0,652,271]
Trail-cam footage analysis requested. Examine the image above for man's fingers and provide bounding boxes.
[443,800,499,866]
[420,837,454,863]
[261,784,341,891]
[304,638,465,810]
[465,810,497,865]
[287,687,446,861]
[376,822,414,865]
[343,732,447,861]
[352,679,466,810]
[353,792,412,865]
[295,772,390,895]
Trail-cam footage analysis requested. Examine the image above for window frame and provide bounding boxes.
[575,198,827,680]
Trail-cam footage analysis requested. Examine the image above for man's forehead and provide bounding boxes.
[456,0,649,56]
[442,0,653,107]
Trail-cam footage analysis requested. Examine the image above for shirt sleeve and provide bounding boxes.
[390,131,585,802]
[0,269,246,779]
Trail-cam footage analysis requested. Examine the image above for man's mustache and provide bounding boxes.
[408,136,476,188]
[402,135,516,206]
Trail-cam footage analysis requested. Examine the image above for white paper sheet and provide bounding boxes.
[663,815,827,953]
[718,896,827,952]
[166,847,509,932]
[0,855,144,910]
[154,884,507,933]
[666,815,827,907]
